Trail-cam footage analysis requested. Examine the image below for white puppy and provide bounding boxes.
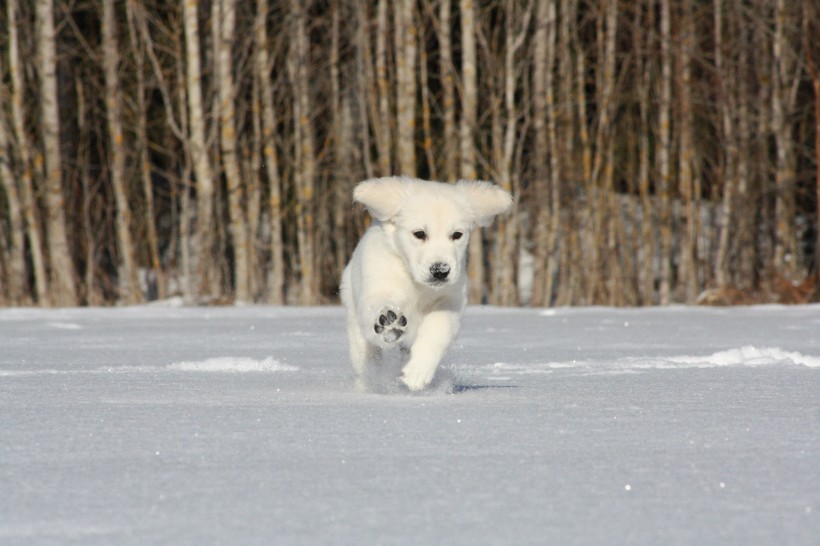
[340,177,512,392]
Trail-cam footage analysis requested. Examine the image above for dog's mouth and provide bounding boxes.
[425,277,449,289]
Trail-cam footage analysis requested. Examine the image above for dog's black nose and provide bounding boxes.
[430,263,450,280]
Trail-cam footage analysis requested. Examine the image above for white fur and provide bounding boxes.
[340,177,512,392]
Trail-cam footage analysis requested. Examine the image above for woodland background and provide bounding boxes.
[0,0,818,307]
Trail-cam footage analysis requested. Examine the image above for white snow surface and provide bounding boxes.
[1,304,819,544]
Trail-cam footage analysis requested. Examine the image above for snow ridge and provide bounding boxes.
[484,346,820,377]
[167,356,298,373]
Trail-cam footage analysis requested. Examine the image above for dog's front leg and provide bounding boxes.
[401,309,461,391]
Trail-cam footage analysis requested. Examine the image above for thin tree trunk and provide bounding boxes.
[714,0,736,290]
[216,0,251,302]
[492,0,530,306]
[8,0,49,305]
[805,1,820,276]
[531,0,550,307]
[376,0,392,175]
[0,67,26,304]
[183,0,216,300]
[772,0,799,280]
[289,0,318,304]
[102,0,141,304]
[735,7,753,288]
[677,0,697,302]
[657,0,673,305]
[419,39,438,180]
[604,0,623,304]
[126,0,165,301]
[76,78,100,305]
[543,0,560,306]
[395,0,417,176]
[331,0,353,276]
[636,0,655,304]
[247,78,263,300]
[460,0,483,303]
[573,8,595,303]
[438,0,458,181]
[37,0,77,306]
[356,0,375,180]
[256,0,284,304]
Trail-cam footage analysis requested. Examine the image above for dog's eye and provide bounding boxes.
[451,231,463,241]
[412,230,427,241]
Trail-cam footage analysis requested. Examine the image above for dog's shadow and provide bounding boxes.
[359,362,518,395]
[451,384,518,394]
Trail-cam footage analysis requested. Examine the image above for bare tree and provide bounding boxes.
[255,0,285,304]
[657,0,673,305]
[183,0,217,300]
[806,0,820,276]
[102,0,141,304]
[772,0,801,280]
[395,0,418,176]
[437,0,458,181]
[714,0,735,290]
[8,0,50,305]
[677,0,697,302]
[0,64,26,303]
[289,0,318,304]
[37,0,77,306]
[376,0,392,175]
[125,0,165,300]
[460,0,482,303]
[216,0,251,302]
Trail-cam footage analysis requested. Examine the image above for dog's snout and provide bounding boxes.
[430,262,450,280]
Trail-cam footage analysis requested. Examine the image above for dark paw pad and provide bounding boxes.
[374,309,408,343]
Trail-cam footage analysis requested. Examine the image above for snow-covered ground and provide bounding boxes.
[1,304,819,545]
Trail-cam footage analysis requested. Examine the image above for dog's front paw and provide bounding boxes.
[374,308,407,344]
[400,364,436,392]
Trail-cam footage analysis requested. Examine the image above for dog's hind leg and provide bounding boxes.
[347,317,373,392]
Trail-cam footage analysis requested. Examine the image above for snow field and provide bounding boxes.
[1,304,819,544]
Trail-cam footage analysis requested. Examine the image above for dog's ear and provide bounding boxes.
[353,177,410,221]
[457,181,513,227]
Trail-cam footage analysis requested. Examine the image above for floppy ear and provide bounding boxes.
[457,180,513,227]
[352,177,410,221]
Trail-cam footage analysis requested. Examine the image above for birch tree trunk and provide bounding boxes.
[438,0,458,181]
[714,0,736,290]
[289,0,318,304]
[460,0,483,303]
[636,0,655,304]
[735,4,753,288]
[491,0,530,306]
[7,0,49,304]
[395,0,417,176]
[419,39,437,180]
[126,0,165,300]
[601,0,623,305]
[530,0,550,307]
[255,0,284,304]
[376,0,392,175]
[772,0,799,280]
[216,0,251,302]
[183,0,216,300]
[355,0,375,180]
[806,1,820,276]
[0,71,26,303]
[102,0,141,304]
[37,0,77,306]
[677,0,697,302]
[657,0,673,305]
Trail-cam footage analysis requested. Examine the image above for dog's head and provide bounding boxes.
[353,177,512,289]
